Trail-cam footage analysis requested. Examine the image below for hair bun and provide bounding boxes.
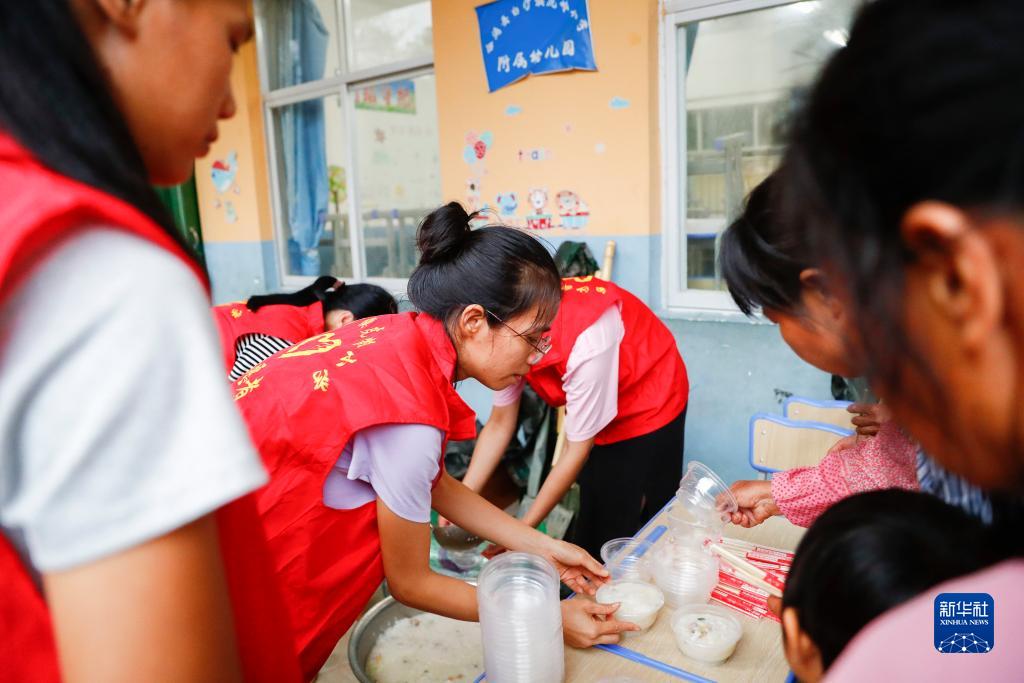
[417,202,473,264]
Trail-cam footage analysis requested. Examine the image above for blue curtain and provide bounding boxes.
[278,0,329,275]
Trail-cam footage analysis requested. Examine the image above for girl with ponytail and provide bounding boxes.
[232,202,639,678]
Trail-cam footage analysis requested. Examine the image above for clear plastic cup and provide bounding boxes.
[651,542,719,609]
[675,461,738,527]
[600,537,652,582]
[665,506,722,548]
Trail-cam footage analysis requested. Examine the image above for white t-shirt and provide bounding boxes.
[0,229,267,573]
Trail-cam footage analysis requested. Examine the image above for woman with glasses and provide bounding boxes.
[463,271,689,558]
[231,202,638,679]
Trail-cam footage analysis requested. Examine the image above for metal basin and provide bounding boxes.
[347,597,423,683]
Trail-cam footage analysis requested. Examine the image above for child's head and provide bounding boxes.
[247,276,398,330]
[719,173,862,377]
[779,0,1024,491]
[780,489,1003,681]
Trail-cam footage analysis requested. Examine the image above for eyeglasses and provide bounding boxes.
[485,310,552,363]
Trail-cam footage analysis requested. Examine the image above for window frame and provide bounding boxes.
[254,0,435,292]
[660,0,805,318]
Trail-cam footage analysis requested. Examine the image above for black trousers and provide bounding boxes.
[570,407,687,560]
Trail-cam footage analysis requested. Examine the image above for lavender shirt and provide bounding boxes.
[322,423,442,523]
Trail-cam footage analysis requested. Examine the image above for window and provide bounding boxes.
[662,0,862,313]
[255,0,438,288]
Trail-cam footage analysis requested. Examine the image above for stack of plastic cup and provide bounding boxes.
[651,542,720,609]
[477,552,565,683]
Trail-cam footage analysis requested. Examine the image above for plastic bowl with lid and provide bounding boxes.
[595,580,665,633]
[671,603,743,664]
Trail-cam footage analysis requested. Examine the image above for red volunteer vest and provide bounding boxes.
[212,300,326,373]
[527,276,689,445]
[232,311,477,679]
[0,133,302,682]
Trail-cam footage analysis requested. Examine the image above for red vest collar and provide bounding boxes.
[414,313,459,383]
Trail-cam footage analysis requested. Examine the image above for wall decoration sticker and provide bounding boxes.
[525,187,553,230]
[555,189,589,228]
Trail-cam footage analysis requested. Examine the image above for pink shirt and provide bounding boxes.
[771,421,919,527]
[493,304,625,442]
[826,559,1024,681]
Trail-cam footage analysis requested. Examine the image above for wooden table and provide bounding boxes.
[563,512,805,683]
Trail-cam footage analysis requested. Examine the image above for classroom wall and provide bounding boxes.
[432,0,832,484]
[197,0,835,485]
[196,41,280,304]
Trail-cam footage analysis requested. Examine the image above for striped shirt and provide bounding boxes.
[916,448,993,523]
[228,332,293,380]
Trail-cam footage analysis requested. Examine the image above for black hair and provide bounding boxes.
[0,1,198,265]
[779,0,1024,391]
[782,489,1008,670]
[247,276,398,321]
[408,202,561,334]
[719,172,813,316]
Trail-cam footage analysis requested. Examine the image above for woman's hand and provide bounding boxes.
[560,599,639,647]
[847,402,891,436]
[728,480,780,528]
[538,538,609,595]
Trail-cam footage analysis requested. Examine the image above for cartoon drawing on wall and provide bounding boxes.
[495,192,519,217]
[525,187,552,230]
[210,150,240,223]
[609,96,631,109]
[463,131,493,164]
[211,151,238,193]
[556,190,589,229]
[505,105,523,116]
[517,148,551,162]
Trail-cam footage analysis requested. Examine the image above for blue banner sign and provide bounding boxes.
[476,0,597,92]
